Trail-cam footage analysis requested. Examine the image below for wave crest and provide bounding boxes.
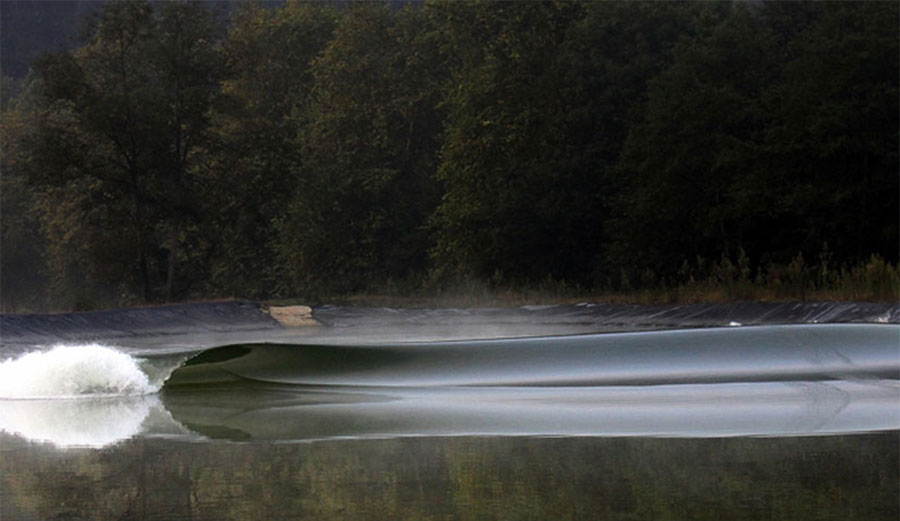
[0,344,156,399]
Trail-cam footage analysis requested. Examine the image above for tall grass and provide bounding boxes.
[609,252,900,305]
[307,253,899,308]
[11,252,898,312]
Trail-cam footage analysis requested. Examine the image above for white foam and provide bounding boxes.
[0,344,156,399]
[0,396,156,448]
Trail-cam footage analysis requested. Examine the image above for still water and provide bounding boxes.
[1,303,898,520]
[2,432,897,520]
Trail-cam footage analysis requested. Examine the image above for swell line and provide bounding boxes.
[161,324,900,389]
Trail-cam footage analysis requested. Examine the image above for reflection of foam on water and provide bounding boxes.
[0,396,157,448]
[0,343,156,399]
[0,344,176,448]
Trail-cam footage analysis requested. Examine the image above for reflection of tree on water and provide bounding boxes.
[2,434,897,521]
[128,439,197,521]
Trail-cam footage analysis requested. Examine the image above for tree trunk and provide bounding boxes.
[165,225,177,302]
[139,248,151,302]
[129,166,153,303]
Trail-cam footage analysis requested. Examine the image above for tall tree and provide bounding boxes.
[609,3,772,281]
[201,1,339,298]
[0,104,48,310]
[280,3,446,295]
[759,0,899,265]
[150,1,224,300]
[26,0,222,303]
[430,1,605,285]
[607,1,899,283]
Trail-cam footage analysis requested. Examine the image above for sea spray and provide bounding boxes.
[0,343,156,399]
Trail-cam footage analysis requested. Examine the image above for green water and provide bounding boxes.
[2,432,897,521]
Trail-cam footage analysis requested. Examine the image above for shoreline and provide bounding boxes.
[2,300,897,348]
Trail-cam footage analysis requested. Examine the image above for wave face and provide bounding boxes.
[0,344,157,399]
[164,324,899,388]
[153,324,899,441]
[0,323,897,443]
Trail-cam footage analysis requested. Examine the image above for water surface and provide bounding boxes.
[1,303,898,519]
[2,432,897,521]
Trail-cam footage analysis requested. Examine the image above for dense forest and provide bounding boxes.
[1,0,897,311]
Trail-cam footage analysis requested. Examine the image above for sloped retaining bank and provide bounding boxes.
[0,301,281,346]
[1,300,896,348]
[312,301,899,330]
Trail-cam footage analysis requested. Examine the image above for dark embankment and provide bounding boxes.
[0,301,280,347]
[313,301,899,330]
[2,300,898,349]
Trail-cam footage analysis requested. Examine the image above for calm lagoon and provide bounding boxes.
[3,432,897,521]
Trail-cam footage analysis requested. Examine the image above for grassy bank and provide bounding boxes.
[4,255,897,313]
[296,254,900,308]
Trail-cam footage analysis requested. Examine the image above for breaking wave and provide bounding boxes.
[1,325,897,399]
[0,344,157,399]
[0,324,897,443]
[163,324,899,388]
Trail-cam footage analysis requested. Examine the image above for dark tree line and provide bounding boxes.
[1,0,897,310]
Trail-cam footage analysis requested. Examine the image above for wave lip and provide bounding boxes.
[0,344,157,399]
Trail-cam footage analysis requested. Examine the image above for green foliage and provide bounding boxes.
[608,1,899,283]
[609,3,775,282]
[760,1,899,263]
[2,0,897,308]
[0,108,48,311]
[279,2,446,297]
[636,250,900,304]
[201,1,340,298]
[430,1,596,284]
[10,0,223,306]
[832,255,900,302]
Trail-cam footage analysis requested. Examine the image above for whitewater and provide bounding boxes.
[0,301,898,448]
[0,344,156,399]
